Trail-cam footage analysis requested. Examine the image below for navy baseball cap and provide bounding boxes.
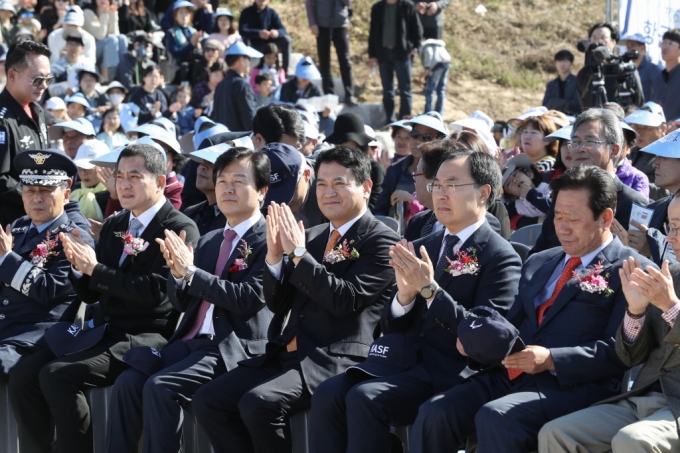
[122,341,190,376]
[457,306,525,366]
[346,334,418,377]
[262,142,304,205]
[44,322,107,358]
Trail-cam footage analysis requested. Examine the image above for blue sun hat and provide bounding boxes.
[641,129,680,158]
[226,41,264,59]
[295,57,321,80]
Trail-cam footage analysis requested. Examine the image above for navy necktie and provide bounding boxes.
[434,234,460,281]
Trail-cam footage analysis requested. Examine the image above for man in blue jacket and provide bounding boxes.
[239,0,292,72]
[542,50,581,116]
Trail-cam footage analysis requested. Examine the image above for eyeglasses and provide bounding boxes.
[204,47,218,52]
[16,71,54,87]
[660,41,680,48]
[411,172,424,182]
[567,140,611,151]
[410,129,437,142]
[426,182,477,194]
[665,223,679,236]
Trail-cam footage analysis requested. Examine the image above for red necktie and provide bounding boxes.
[182,229,238,340]
[508,256,581,380]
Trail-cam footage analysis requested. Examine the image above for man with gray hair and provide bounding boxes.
[532,108,648,254]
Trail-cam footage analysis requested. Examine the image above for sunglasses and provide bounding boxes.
[17,70,54,87]
[410,129,436,141]
[204,47,218,52]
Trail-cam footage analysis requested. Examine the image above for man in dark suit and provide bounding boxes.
[408,165,654,453]
[8,143,200,453]
[532,108,648,254]
[182,145,228,236]
[542,50,581,116]
[192,146,401,453]
[106,147,276,453]
[539,252,680,452]
[0,150,93,382]
[309,148,522,453]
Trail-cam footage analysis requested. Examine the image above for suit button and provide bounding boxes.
[420,332,425,337]
[104,316,110,322]
[0,314,5,319]
[2,299,7,305]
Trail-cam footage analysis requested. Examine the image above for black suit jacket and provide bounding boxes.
[241,211,401,393]
[70,200,200,360]
[532,176,649,254]
[404,209,503,242]
[507,238,653,419]
[183,200,227,236]
[368,0,422,62]
[382,221,521,392]
[167,218,278,370]
[542,74,581,115]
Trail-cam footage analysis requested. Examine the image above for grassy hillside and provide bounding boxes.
[229,0,608,121]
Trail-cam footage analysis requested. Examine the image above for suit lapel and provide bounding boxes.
[524,250,564,327]
[309,225,331,265]
[16,212,70,256]
[322,211,374,269]
[220,217,266,280]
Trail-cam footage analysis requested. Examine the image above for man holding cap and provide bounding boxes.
[0,40,52,227]
[9,143,200,453]
[105,147,274,453]
[620,33,662,102]
[409,165,652,453]
[309,147,521,453]
[212,41,262,132]
[49,117,97,160]
[0,150,92,384]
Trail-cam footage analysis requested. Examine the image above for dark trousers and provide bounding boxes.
[309,364,434,453]
[378,47,413,122]
[409,368,553,453]
[192,349,312,453]
[423,26,442,39]
[252,35,293,74]
[0,342,36,382]
[8,342,129,453]
[316,26,353,99]
[106,339,226,453]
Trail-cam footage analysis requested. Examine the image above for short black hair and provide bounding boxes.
[435,149,502,207]
[5,40,51,73]
[117,144,166,178]
[226,54,247,67]
[588,22,619,42]
[65,36,84,46]
[213,147,270,191]
[252,104,305,145]
[209,60,227,74]
[420,140,450,179]
[314,146,372,184]
[255,72,272,85]
[663,28,680,45]
[141,65,159,79]
[550,165,617,220]
[554,49,574,62]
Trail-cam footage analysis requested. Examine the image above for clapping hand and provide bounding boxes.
[60,230,98,275]
[0,225,13,256]
[276,203,305,264]
[628,259,679,313]
[155,230,193,279]
[610,218,629,246]
[389,240,435,304]
[265,202,284,265]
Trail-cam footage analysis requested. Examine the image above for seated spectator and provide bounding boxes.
[368,0,422,122]
[419,38,450,115]
[39,0,71,42]
[207,7,241,50]
[65,92,91,120]
[249,42,285,93]
[129,65,169,125]
[651,28,680,122]
[51,29,86,83]
[542,50,580,115]
[621,33,663,102]
[191,0,214,33]
[253,72,274,108]
[76,68,108,112]
[47,6,96,68]
[83,0,126,82]
[166,84,196,135]
[0,2,16,46]
[105,81,128,108]
[49,117,97,159]
[532,109,649,253]
[239,0,291,73]
[118,0,155,35]
[164,1,201,83]
[517,115,558,173]
[325,112,385,211]
[251,103,305,151]
[615,121,649,199]
[299,118,320,157]
[448,112,500,159]
[69,139,110,221]
[541,125,571,182]
[384,120,412,167]
[409,165,654,453]
[17,8,41,41]
[188,37,223,86]
[492,120,509,145]
[115,34,155,90]
[502,153,550,230]
[46,96,70,121]
[190,60,226,114]
[96,107,130,150]
[0,151,92,383]
[309,147,521,453]
[540,253,680,452]
[626,104,671,201]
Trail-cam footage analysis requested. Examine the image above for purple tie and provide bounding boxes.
[182,229,239,340]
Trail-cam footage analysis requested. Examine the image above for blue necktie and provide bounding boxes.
[119,218,144,266]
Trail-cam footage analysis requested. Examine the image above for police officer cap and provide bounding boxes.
[14,149,77,186]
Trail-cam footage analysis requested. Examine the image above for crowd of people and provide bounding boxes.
[1,1,680,452]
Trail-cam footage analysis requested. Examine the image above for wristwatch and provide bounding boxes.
[183,265,197,283]
[290,247,307,259]
[419,282,440,299]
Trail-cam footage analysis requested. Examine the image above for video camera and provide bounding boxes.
[576,40,643,108]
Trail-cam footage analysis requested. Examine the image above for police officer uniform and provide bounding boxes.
[0,150,89,381]
[0,88,49,227]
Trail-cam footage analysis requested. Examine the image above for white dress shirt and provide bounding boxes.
[391,217,486,318]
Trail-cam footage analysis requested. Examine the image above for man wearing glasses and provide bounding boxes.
[532,108,648,254]
[651,29,680,123]
[0,40,52,227]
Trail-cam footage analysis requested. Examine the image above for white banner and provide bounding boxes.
[619,0,680,65]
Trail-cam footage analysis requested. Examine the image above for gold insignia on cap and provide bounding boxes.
[28,153,51,165]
